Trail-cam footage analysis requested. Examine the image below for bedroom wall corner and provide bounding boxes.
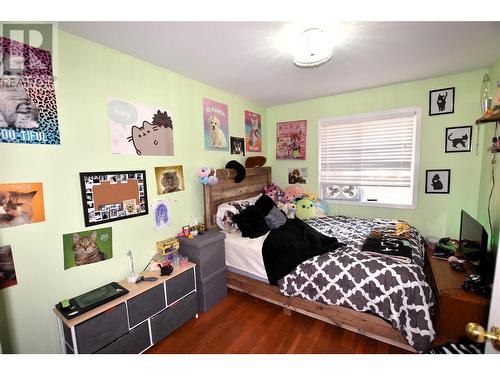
[0,29,266,354]
[265,69,488,240]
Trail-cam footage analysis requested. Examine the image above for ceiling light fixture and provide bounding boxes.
[293,28,333,68]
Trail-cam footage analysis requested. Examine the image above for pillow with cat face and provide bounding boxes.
[215,194,262,232]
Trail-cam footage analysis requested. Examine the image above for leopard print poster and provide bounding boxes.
[0,36,61,144]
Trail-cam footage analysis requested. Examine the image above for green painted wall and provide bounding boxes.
[0,30,265,353]
[266,69,489,240]
[477,57,500,251]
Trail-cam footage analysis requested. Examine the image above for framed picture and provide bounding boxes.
[429,87,455,116]
[79,170,148,227]
[154,165,184,195]
[230,136,245,156]
[276,120,307,160]
[425,169,451,194]
[445,125,472,153]
[288,168,308,184]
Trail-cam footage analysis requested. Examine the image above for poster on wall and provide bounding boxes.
[79,170,148,227]
[288,168,308,184]
[0,36,61,144]
[0,182,45,228]
[108,97,174,156]
[203,98,229,151]
[62,228,113,270]
[244,110,262,152]
[154,165,184,195]
[0,245,17,290]
[276,120,307,160]
[152,200,171,230]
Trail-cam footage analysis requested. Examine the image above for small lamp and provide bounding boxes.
[480,73,492,115]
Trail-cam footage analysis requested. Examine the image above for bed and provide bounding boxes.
[203,166,434,353]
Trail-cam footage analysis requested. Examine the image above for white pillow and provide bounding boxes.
[215,194,262,232]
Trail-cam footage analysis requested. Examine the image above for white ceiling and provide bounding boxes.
[59,21,500,107]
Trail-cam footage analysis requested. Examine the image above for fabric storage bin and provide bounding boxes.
[127,283,166,328]
[179,231,226,279]
[95,321,150,354]
[197,267,227,313]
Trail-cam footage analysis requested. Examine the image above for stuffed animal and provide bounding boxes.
[295,198,316,220]
[302,192,316,201]
[197,167,218,186]
[314,199,329,217]
[284,185,304,203]
[264,183,285,203]
[197,167,211,185]
[277,202,296,219]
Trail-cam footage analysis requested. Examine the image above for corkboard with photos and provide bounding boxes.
[79,170,148,227]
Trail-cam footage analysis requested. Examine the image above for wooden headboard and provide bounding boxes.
[203,167,272,229]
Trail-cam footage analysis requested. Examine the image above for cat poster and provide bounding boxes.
[245,110,262,152]
[154,165,185,195]
[0,182,45,228]
[425,169,451,194]
[429,87,455,116]
[0,36,61,145]
[62,228,113,270]
[0,245,17,290]
[203,98,229,151]
[107,97,174,156]
[152,200,171,230]
[276,120,307,160]
[445,126,472,153]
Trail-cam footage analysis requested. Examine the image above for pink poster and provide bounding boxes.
[245,110,262,152]
[203,98,229,151]
[276,120,307,160]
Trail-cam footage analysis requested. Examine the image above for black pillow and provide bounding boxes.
[254,194,276,216]
[233,206,270,238]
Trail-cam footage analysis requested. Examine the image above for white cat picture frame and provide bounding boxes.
[445,126,472,153]
[79,170,148,227]
[425,169,451,194]
[429,87,455,116]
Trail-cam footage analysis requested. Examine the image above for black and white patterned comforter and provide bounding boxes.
[278,216,435,352]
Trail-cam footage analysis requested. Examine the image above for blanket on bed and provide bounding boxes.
[278,216,435,352]
[262,218,345,285]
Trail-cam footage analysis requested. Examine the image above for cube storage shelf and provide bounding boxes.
[53,263,197,354]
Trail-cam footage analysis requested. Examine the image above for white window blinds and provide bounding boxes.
[319,109,418,188]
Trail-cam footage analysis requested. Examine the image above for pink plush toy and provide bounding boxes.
[264,183,285,203]
[284,185,304,203]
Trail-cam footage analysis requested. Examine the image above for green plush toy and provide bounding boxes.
[295,198,316,220]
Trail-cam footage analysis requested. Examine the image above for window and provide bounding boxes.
[318,108,421,209]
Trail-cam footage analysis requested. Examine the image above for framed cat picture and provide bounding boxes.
[429,87,455,116]
[425,169,451,194]
[445,126,472,153]
[154,165,185,195]
[79,170,148,227]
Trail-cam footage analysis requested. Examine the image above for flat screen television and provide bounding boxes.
[459,210,494,282]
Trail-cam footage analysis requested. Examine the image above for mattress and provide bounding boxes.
[222,230,269,283]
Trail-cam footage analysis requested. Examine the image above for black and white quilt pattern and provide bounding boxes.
[278,216,435,352]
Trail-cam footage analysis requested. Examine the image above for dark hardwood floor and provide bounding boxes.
[146,289,411,354]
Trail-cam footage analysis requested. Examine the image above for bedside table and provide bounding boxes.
[178,230,227,313]
[424,246,490,344]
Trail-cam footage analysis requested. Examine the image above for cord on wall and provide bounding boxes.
[487,121,498,250]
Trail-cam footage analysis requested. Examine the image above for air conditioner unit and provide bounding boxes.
[323,184,361,201]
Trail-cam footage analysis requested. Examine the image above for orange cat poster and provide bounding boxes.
[0,182,45,228]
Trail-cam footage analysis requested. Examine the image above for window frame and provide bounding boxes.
[317,107,422,209]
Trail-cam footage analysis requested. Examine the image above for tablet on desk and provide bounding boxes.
[56,282,129,320]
